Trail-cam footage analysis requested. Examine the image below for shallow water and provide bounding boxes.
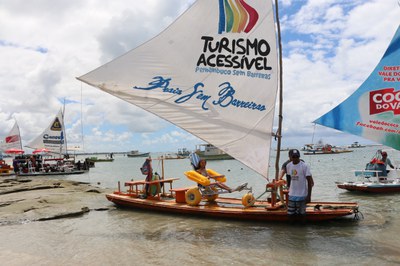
[1,146,400,265]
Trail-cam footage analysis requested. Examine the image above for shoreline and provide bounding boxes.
[0,175,113,225]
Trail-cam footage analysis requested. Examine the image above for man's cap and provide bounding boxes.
[289,149,300,158]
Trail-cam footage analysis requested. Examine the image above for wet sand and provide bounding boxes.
[0,176,113,225]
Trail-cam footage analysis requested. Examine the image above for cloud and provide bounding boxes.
[0,0,399,153]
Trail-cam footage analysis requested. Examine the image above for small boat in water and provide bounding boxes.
[86,156,114,163]
[18,109,88,176]
[79,0,359,223]
[107,177,359,222]
[336,169,400,193]
[127,150,150,158]
[177,148,190,158]
[14,155,86,177]
[0,121,22,176]
[194,144,234,160]
[348,142,366,149]
[302,143,352,155]
[0,159,14,176]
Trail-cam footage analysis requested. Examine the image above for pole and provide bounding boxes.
[274,0,284,180]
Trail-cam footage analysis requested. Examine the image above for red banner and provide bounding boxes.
[370,88,400,115]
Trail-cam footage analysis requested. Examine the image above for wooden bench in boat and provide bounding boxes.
[123,178,179,199]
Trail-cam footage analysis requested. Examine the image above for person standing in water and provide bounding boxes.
[280,149,314,217]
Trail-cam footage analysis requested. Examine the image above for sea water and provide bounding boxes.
[1,146,400,265]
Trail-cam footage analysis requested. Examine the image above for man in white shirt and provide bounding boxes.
[281,149,314,217]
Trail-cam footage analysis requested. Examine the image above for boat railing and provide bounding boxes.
[119,178,180,199]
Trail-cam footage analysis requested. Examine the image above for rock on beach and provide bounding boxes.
[0,176,113,225]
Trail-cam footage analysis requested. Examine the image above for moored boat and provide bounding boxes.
[0,159,14,176]
[177,148,190,158]
[348,142,366,149]
[127,150,150,158]
[195,144,234,160]
[86,156,114,162]
[303,143,353,155]
[20,109,88,176]
[336,169,400,193]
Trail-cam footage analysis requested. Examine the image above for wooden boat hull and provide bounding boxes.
[304,150,353,155]
[337,182,400,193]
[0,172,15,177]
[127,152,150,157]
[86,159,114,162]
[17,170,86,177]
[106,193,359,222]
[194,153,234,160]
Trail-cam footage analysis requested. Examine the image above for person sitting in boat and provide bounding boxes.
[195,159,233,192]
[366,150,394,177]
[279,149,314,217]
[381,152,395,173]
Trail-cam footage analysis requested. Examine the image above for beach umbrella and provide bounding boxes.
[32,148,50,154]
[5,148,24,154]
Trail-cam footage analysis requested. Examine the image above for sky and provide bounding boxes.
[0,0,399,154]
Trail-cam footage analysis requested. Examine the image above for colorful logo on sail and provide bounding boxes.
[370,88,400,115]
[218,0,259,34]
[50,118,62,131]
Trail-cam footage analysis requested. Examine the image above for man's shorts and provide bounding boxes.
[287,199,307,216]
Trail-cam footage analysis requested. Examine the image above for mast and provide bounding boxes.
[16,121,22,151]
[274,0,284,180]
[62,99,68,157]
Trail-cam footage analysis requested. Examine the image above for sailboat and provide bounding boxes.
[0,121,22,176]
[78,0,359,222]
[315,26,400,193]
[17,109,86,176]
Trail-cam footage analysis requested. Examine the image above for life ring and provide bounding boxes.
[206,169,227,183]
[184,170,211,186]
[185,187,202,206]
[242,193,255,207]
[205,187,219,202]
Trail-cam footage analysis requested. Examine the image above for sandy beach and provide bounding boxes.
[0,176,113,225]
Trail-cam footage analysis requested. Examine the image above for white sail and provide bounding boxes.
[26,109,66,154]
[78,0,278,178]
[0,121,22,151]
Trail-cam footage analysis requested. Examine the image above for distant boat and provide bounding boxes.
[195,144,233,160]
[177,148,190,157]
[0,159,14,176]
[0,121,22,176]
[19,108,86,176]
[86,156,114,163]
[303,143,352,155]
[0,121,23,153]
[348,142,366,148]
[127,150,150,158]
[160,153,186,160]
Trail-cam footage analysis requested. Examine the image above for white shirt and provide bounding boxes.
[286,161,311,199]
